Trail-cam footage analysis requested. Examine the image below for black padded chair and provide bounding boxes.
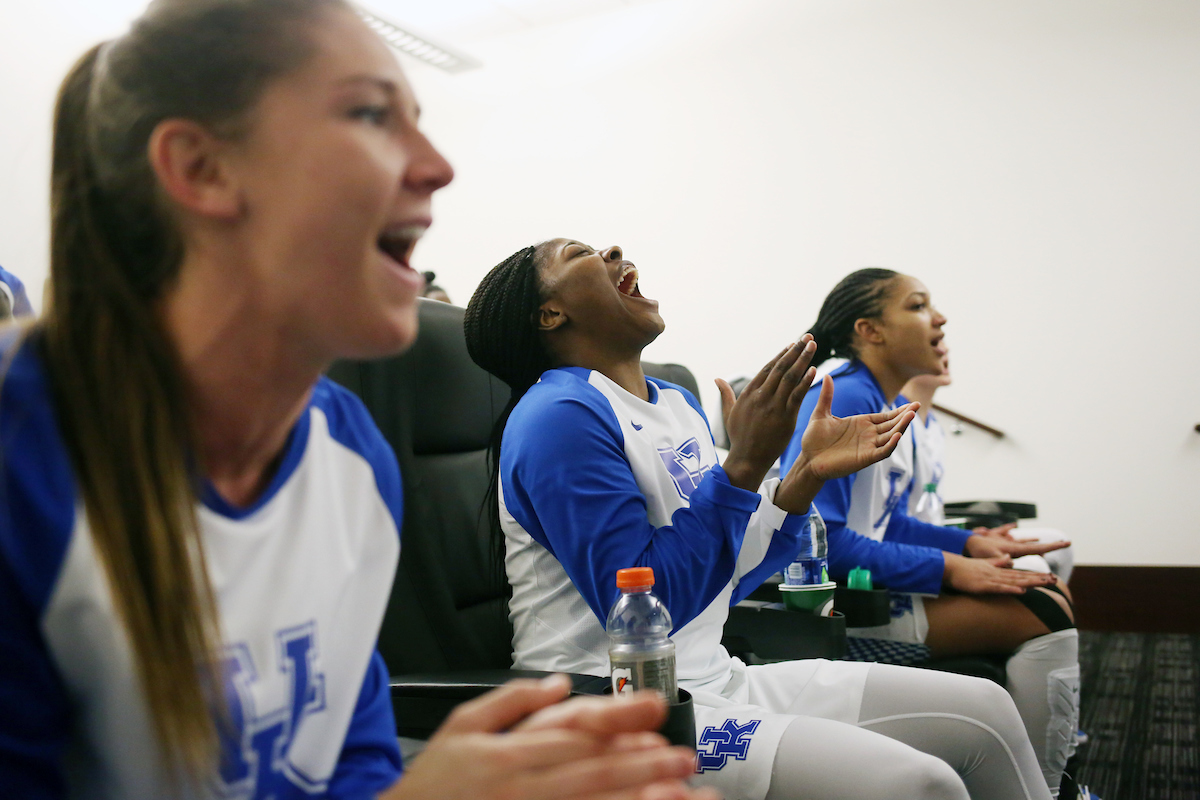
[328,300,608,739]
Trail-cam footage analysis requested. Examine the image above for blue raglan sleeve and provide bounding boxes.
[782,374,948,595]
[502,388,769,632]
[326,651,403,799]
[315,379,405,796]
[884,511,973,554]
[0,342,75,799]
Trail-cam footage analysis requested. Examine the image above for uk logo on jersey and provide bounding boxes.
[873,468,907,531]
[219,621,328,797]
[695,719,761,772]
[657,438,712,501]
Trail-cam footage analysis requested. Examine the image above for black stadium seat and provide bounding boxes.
[328,300,609,739]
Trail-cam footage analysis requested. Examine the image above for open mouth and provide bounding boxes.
[377,224,426,270]
[931,333,947,355]
[616,263,644,298]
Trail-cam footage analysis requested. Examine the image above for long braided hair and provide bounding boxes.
[807,268,899,369]
[463,243,555,576]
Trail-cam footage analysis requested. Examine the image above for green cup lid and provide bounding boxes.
[848,566,873,591]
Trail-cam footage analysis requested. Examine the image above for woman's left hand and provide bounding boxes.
[773,377,916,513]
[790,376,918,482]
[964,534,1070,561]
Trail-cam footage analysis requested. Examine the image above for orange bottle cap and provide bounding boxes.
[616,567,655,588]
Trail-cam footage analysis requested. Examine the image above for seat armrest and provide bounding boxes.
[390,670,610,738]
[723,602,846,661]
[943,500,1037,520]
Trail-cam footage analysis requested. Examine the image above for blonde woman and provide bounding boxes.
[0,2,707,799]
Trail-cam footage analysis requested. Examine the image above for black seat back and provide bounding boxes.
[328,299,514,673]
[641,361,702,401]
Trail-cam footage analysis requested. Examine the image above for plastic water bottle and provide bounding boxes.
[607,567,677,702]
[784,506,829,587]
[914,482,943,524]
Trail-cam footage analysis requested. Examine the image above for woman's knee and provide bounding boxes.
[895,753,968,800]
[1016,585,1075,636]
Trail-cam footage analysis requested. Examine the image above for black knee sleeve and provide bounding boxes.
[1016,586,1075,632]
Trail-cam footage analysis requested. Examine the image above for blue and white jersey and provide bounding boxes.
[906,410,947,525]
[500,367,808,694]
[780,361,970,595]
[0,264,34,318]
[0,338,403,799]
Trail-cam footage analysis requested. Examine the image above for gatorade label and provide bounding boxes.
[610,654,677,700]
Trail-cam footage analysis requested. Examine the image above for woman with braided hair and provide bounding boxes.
[464,239,1056,800]
[780,269,1095,800]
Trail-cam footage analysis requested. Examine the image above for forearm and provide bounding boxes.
[884,511,973,554]
[772,455,825,515]
[720,452,770,493]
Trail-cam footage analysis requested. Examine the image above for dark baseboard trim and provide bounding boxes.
[1070,566,1200,634]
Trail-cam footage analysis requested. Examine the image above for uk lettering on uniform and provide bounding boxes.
[695,719,761,773]
[220,623,328,794]
[873,467,907,532]
[657,438,713,501]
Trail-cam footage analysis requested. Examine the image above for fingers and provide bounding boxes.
[524,745,698,800]
[873,430,903,461]
[875,408,915,447]
[1011,540,1072,557]
[437,675,573,736]
[867,401,920,427]
[779,341,816,402]
[515,692,668,737]
[812,374,834,418]
[977,565,1055,593]
[986,554,1014,568]
[715,378,735,431]
[744,343,792,395]
[786,366,816,415]
[585,780,721,800]
[640,783,723,800]
[761,339,809,395]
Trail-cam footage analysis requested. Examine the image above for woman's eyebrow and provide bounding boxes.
[333,74,421,118]
[335,74,397,93]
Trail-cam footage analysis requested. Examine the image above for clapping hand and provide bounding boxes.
[789,376,917,482]
[773,376,916,513]
[383,675,714,800]
[716,336,818,492]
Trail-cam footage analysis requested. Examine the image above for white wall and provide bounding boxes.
[403,0,1200,566]
[2,1,1197,564]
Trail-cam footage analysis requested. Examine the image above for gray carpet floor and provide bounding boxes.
[1076,631,1199,799]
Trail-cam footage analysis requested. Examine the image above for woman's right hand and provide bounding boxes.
[942,553,1057,595]
[381,675,715,800]
[717,336,817,492]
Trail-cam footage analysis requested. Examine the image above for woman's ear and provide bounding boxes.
[853,316,885,346]
[147,118,241,220]
[537,302,567,332]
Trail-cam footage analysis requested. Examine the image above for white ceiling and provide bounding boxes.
[364,0,662,44]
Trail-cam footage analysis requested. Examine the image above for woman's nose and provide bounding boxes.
[933,307,947,326]
[601,246,623,262]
